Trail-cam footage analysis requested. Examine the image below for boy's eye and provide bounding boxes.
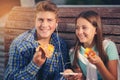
[48,19,52,22]
[38,18,43,22]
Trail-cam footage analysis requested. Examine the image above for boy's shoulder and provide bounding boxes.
[12,29,35,45]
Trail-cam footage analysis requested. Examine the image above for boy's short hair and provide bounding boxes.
[36,1,58,19]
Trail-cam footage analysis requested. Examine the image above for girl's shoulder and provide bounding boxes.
[103,39,119,60]
[103,38,115,49]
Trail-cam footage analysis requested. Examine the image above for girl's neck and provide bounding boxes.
[83,41,95,48]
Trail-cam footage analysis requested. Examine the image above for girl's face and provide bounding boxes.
[76,17,96,47]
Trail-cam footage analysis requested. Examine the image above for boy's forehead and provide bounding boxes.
[36,11,56,15]
[36,11,57,18]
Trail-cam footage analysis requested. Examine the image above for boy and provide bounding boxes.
[5,1,70,80]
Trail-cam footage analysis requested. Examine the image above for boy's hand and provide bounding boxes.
[33,48,46,67]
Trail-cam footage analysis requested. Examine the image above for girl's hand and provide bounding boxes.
[88,54,103,66]
[63,69,82,80]
[85,48,103,66]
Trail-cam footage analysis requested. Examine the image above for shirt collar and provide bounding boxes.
[25,28,37,43]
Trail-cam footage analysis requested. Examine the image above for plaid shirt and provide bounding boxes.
[5,28,70,80]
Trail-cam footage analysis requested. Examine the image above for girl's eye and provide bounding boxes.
[82,25,88,30]
[75,26,79,29]
[75,25,87,30]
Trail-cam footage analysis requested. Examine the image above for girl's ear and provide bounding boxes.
[95,31,97,35]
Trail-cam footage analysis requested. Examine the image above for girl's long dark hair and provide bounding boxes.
[73,10,108,68]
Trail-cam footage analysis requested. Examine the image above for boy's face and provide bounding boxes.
[35,11,58,40]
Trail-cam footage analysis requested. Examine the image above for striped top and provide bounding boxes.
[69,39,119,80]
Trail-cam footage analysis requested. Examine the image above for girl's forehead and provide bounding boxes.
[77,18,90,25]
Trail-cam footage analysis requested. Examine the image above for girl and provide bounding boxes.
[64,10,119,80]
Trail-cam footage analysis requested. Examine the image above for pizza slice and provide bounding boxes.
[84,48,96,58]
[36,44,54,58]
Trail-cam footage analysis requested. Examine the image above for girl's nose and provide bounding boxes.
[77,28,83,34]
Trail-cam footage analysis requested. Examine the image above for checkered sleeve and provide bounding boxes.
[4,41,40,80]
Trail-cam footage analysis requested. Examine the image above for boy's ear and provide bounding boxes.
[55,23,58,31]
[95,28,97,34]
[56,23,58,27]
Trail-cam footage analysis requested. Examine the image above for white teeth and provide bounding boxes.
[40,28,48,31]
[42,30,49,33]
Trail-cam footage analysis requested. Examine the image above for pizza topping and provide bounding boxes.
[84,48,96,58]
